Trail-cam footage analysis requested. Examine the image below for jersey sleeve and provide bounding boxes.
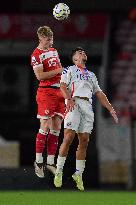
[60,67,71,86]
[92,73,102,94]
[31,52,42,69]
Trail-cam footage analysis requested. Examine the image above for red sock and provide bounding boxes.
[36,133,46,153]
[47,132,59,155]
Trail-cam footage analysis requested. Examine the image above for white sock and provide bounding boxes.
[56,156,66,173]
[36,153,43,163]
[47,155,55,165]
[75,160,86,175]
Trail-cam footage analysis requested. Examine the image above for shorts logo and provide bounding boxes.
[45,109,49,114]
[67,122,72,126]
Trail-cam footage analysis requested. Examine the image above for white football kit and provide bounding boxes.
[60,65,102,133]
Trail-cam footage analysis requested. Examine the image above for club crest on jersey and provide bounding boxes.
[40,54,46,61]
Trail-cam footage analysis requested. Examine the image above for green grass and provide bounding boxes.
[0,191,136,205]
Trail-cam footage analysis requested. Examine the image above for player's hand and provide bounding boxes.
[110,109,118,123]
[57,67,63,74]
[66,98,75,112]
[57,63,63,74]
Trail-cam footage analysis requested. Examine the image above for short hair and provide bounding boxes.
[37,26,53,37]
[70,47,85,60]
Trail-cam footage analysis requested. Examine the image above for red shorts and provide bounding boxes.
[36,88,65,119]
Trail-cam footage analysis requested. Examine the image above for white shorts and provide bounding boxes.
[64,98,94,134]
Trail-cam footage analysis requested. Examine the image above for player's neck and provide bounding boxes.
[38,44,50,50]
[76,59,86,68]
[76,63,86,69]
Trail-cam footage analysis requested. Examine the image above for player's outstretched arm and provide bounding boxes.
[95,91,118,123]
[33,65,63,81]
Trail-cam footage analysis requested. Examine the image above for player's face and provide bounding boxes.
[74,50,87,63]
[38,35,53,49]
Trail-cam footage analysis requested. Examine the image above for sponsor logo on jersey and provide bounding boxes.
[77,73,92,80]
[62,66,94,81]
[40,51,58,61]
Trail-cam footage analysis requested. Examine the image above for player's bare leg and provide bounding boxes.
[54,129,75,187]
[59,129,75,156]
[34,118,50,178]
[46,115,63,175]
[72,132,89,191]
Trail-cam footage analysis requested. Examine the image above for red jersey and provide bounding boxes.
[31,47,61,87]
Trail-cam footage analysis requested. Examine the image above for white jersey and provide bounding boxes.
[60,65,102,103]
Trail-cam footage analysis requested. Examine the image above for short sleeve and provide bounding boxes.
[92,73,102,94]
[60,67,71,86]
[31,52,42,69]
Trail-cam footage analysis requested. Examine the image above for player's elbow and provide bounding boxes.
[95,91,103,98]
[36,73,46,81]
[35,74,42,81]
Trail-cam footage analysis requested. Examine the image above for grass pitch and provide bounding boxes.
[0,191,136,205]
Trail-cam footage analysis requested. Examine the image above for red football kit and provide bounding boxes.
[31,47,65,119]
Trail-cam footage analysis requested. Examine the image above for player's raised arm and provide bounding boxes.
[95,91,118,123]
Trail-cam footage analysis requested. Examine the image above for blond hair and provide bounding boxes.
[37,26,53,37]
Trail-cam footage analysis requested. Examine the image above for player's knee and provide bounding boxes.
[80,137,89,148]
[63,129,75,146]
[51,123,61,131]
[51,116,62,130]
[63,134,73,146]
[40,119,49,131]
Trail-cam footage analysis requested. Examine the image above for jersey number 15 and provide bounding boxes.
[48,58,58,67]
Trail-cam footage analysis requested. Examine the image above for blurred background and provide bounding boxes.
[0,0,136,190]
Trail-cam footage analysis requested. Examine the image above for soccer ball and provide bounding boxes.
[53,3,70,20]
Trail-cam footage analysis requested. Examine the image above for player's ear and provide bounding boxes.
[73,56,77,63]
